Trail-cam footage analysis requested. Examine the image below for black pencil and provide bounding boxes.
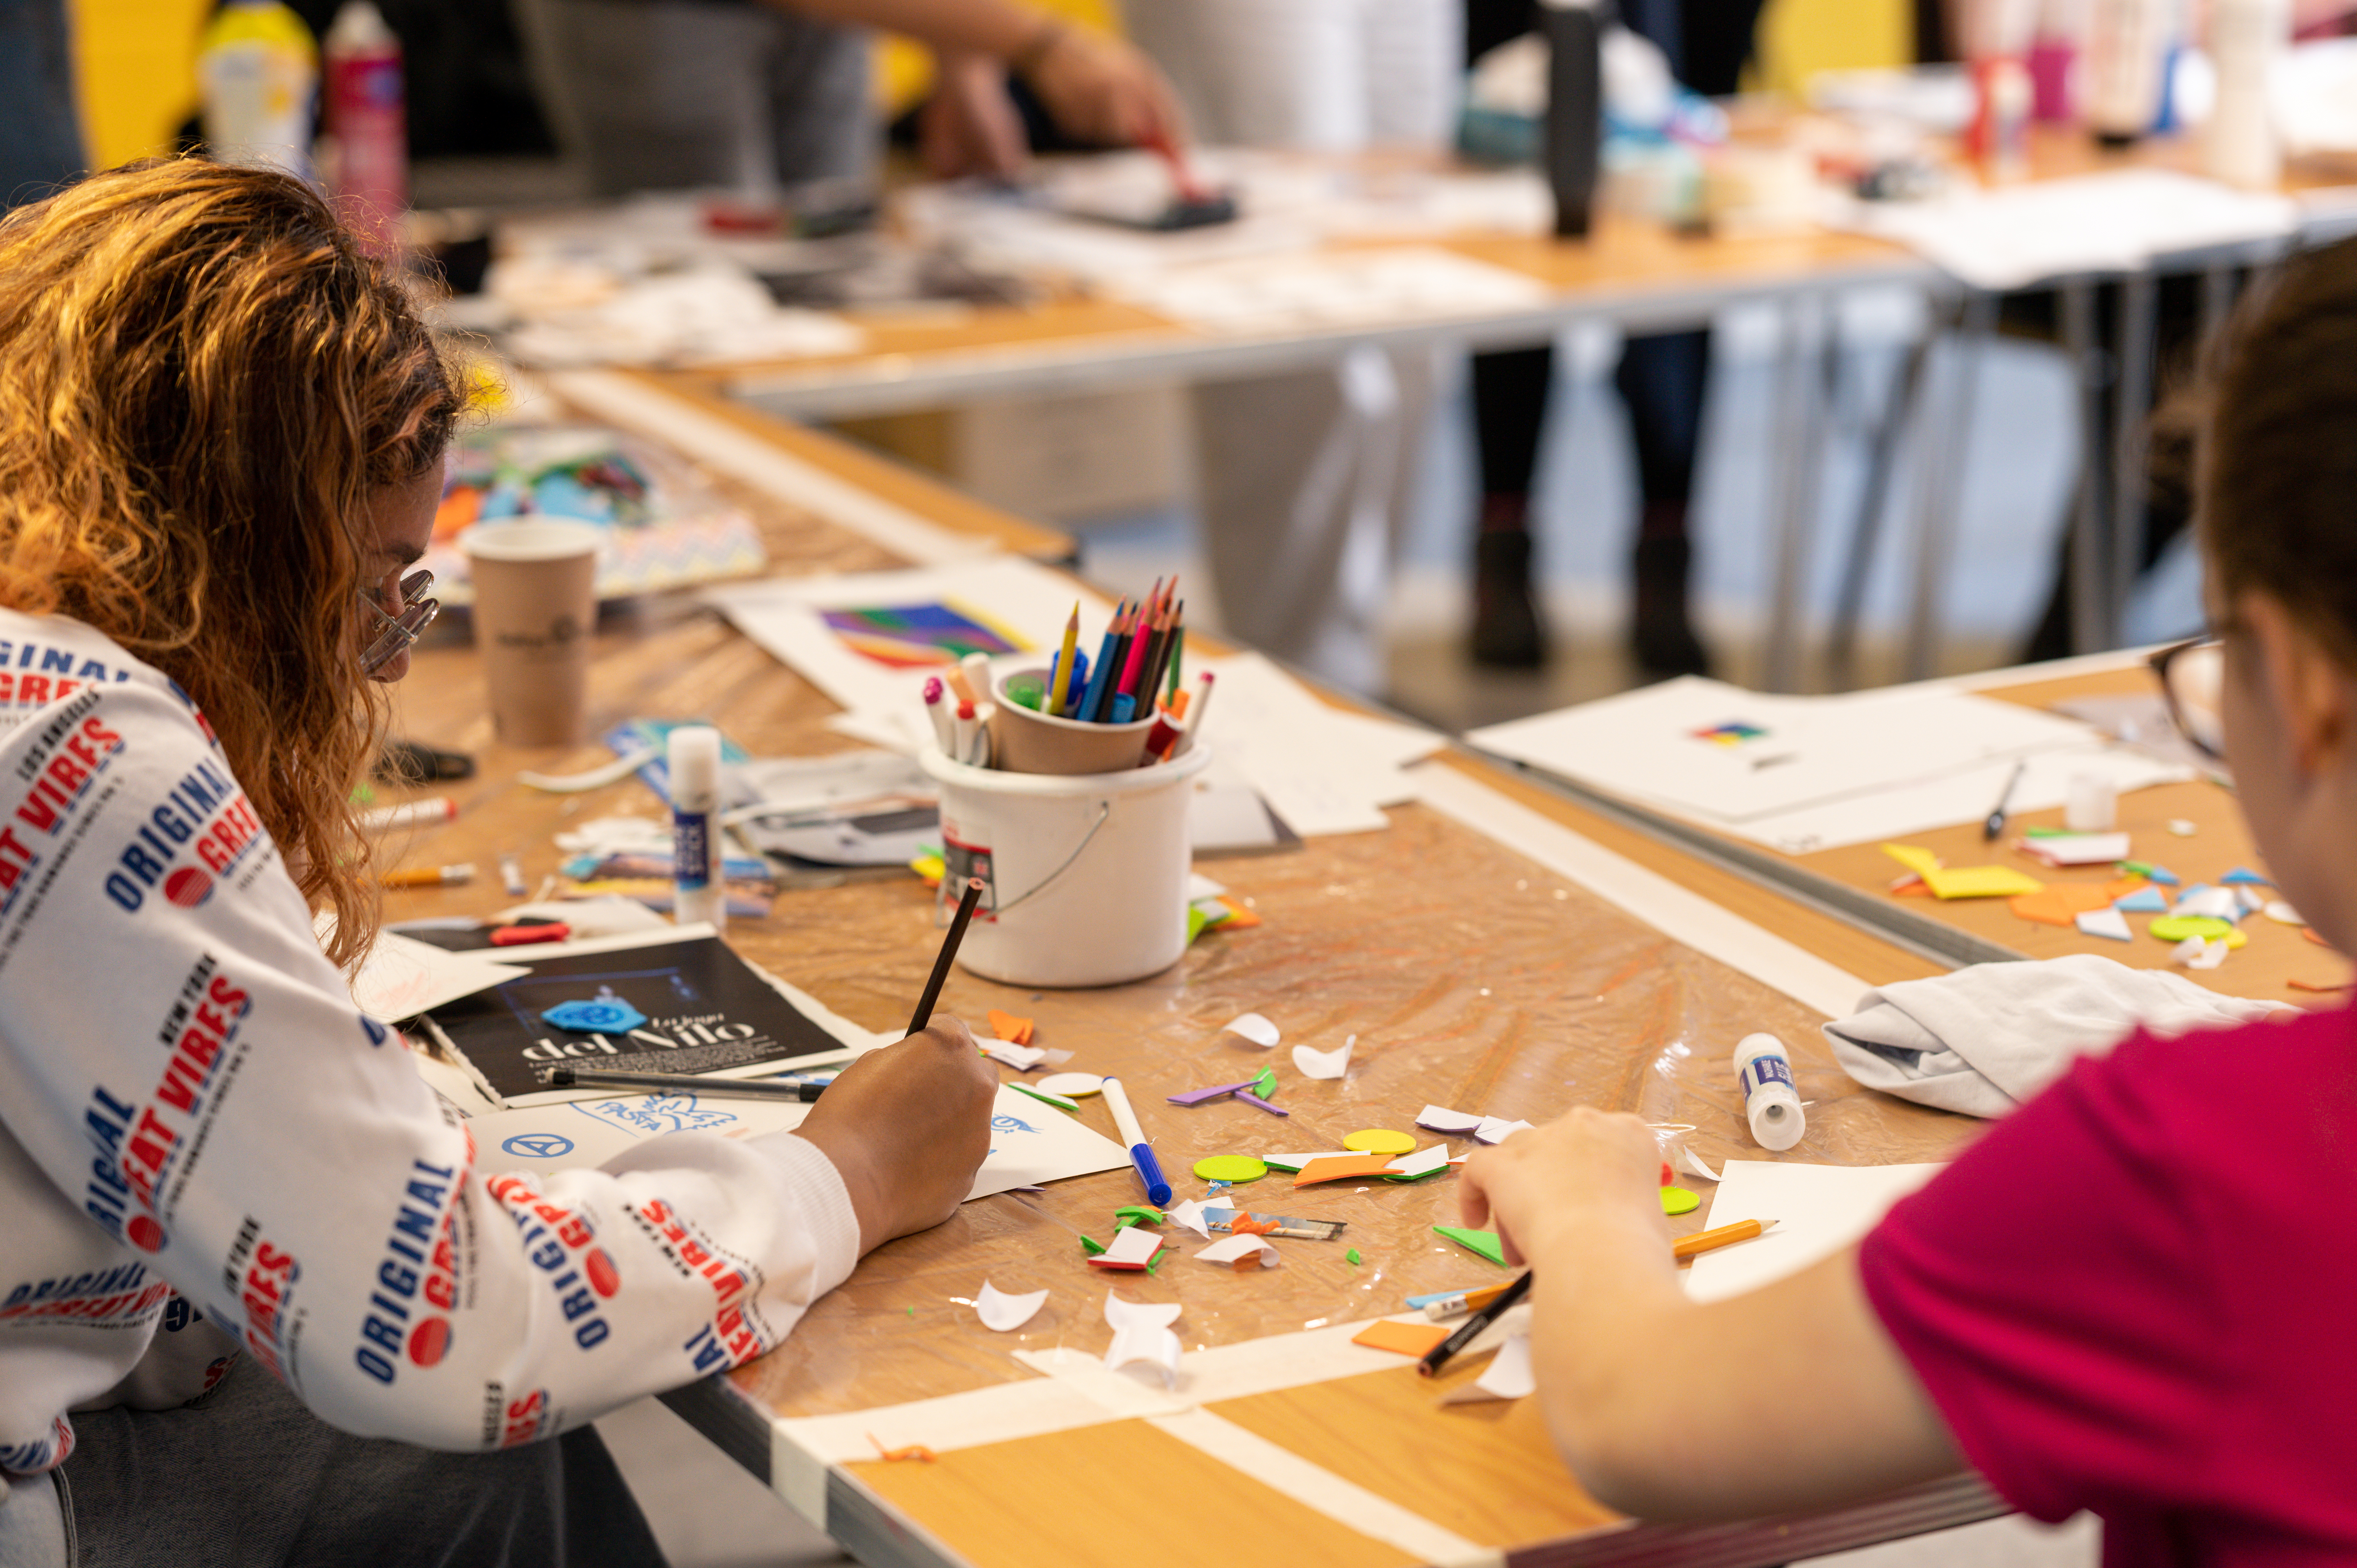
[545,1066,832,1101]
[1418,1269,1532,1377]
[909,877,985,1035]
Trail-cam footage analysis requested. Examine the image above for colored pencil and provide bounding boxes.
[1075,600,1124,723]
[1670,1217,1775,1260]
[1418,1270,1530,1377]
[1048,603,1079,717]
[909,877,986,1036]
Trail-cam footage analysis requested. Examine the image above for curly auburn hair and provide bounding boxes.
[0,157,461,966]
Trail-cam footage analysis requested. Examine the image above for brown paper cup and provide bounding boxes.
[989,669,1157,774]
[461,521,603,747]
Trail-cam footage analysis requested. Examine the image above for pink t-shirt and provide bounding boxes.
[1860,1003,2357,1567]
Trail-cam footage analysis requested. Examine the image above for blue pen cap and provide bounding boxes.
[1110,693,1136,723]
[1132,1143,1172,1205]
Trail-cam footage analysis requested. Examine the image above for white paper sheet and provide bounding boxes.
[1437,1333,1537,1404]
[1683,1160,1947,1303]
[468,1082,1127,1202]
[974,1280,1048,1331]
[1470,676,2190,854]
[348,931,529,1023]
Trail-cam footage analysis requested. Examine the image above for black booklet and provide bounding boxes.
[423,932,853,1107]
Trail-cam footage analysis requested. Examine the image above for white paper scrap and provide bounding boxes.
[1438,1334,1536,1404]
[1474,1117,1534,1144]
[1681,1150,1723,1183]
[1091,1226,1164,1269]
[1384,1144,1452,1179]
[1194,1234,1280,1268]
[2175,935,2229,970]
[984,1042,1048,1070]
[1166,1198,1213,1239]
[1292,1035,1353,1080]
[1685,1160,1946,1303]
[2172,885,2242,920]
[1103,1324,1183,1386]
[1103,1290,1182,1331]
[2266,901,2306,926]
[2075,906,2134,942]
[974,1281,1048,1332]
[348,931,528,1023]
[1415,1105,1485,1134]
[2024,833,2131,865]
[1223,1012,1281,1048]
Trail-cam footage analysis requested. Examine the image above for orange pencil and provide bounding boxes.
[1672,1217,1775,1260]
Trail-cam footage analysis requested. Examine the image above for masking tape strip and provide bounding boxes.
[1146,1407,1505,1568]
[539,369,991,567]
[1413,763,1871,1020]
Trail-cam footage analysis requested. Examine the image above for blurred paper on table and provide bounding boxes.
[1683,1160,1947,1303]
[348,930,529,1022]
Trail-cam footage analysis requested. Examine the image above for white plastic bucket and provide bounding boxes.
[917,742,1212,987]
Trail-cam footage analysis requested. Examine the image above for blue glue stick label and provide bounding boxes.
[1742,1055,1795,1098]
[673,810,711,892]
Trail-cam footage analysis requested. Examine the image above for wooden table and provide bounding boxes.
[375,396,2018,1568]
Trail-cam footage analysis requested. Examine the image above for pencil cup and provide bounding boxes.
[918,741,1211,987]
[989,669,1157,775]
[461,521,603,747]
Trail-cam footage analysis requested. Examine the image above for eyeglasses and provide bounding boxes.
[2147,635,2224,761]
[360,569,439,676]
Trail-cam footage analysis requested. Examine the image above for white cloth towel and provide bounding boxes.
[1823,955,2288,1118]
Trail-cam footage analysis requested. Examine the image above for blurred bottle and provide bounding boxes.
[2205,0,2288,187]
[2084,0,2170,144]
[2027,0,2088,122]
[321,0,408,252]
[198,0,319,177]
[1540,0,1603,239]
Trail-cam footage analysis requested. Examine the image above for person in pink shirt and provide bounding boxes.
[1462,236,2357,1564]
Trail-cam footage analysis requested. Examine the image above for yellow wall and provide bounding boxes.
[71,0,215,168]
[875,0,1120,118]
[1749,0,1913,101]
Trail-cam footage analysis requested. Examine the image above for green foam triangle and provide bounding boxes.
[1433,1225,1507,1266]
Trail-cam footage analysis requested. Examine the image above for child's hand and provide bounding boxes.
[1458,1107,1664,1267]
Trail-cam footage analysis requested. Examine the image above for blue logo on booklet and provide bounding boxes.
[503,1133,575,1159]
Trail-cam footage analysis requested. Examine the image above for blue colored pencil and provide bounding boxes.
[1075,601,1124,723]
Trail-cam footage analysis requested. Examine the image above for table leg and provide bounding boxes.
[2062,277,2111,655]
[1763,291,1831,693]
[2108,268,2159,649]
[1901,290,1995,682]
[1826,294,1938,690]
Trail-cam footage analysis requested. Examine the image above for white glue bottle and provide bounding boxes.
[668,726,726,934]
[1733,1033,1805,1151]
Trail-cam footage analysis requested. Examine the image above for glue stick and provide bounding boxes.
[1732,1033,1805,1151]
[668,726,725,933]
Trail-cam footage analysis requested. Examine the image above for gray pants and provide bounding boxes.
[0,0,85,210]
[44,1360,663,1568]
[519,0,874,196]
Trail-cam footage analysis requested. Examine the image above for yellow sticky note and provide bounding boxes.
[1881,843,1942,878]
[1923,865,2048,899]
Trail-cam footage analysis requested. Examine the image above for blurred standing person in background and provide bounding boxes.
[0,0,85,210]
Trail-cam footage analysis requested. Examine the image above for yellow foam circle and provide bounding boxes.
[1342,1128,1418,1156]
[1193,1155,1267,1183]
[1661,1186,1700,1216]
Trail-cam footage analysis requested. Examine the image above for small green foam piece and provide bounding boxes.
[1346,1248,1361,1266]
[1115,1205,1166,1227]
[1146,1247,1165,1275]
[1186,906,1212,946]
[1249,1068,1277,1098]
[907,1306,915,1318]
[1433,1225,1507,1266]
[2120,860,2155,877]
[2023,826,2074,837]
[1080,1234,1106,1256]
[1007,1081,1080,1113]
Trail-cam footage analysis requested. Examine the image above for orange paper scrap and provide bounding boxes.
[1351,1319,1452,1358]
[986,1009,1035,1046]
[1292,1153,1399,1187]
[2008,884,2118,927]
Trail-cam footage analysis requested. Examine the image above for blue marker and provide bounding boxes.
[1097,1076,1170,1205]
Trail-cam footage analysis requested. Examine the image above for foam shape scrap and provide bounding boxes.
[1383,1144,1452,1180]
[1261,1151,1354,1172]
[2076,906,2134,942]
[986,1009,1035,1046]
[1433,1225,1508,1265]
[2221,867,2272,885]
[1291,1036,1354,1080]
[2266,901,2306,927]
[1086,1226,1164,1271]
[2175,935,2230,971]
[974,1280,1048,1332]
[1352,1318,1451,1358]
[1223,1012,1281,1048]
[1194,1234,1280,1270]
[984,1042,1048,1071]
[1113,1205,1166,1227]
[2102,875,2150,900]
[2151,914,2245,946]
[1192,1155,1268,1183]
[1103,1324,1182,1386]
[1006,1082,1080,1113]
[1474,1116,1534,1144]
[1415,1105,1485,1134]
[1438,1334,1536,1404]
[1660,1186,1700,1215]
[1926,865,2047,899]
[1232,1090,1289,1117]
[541,996,648,1035]
[2147,865,2182,885]
[1103,1290,1182,1331]
[2008,884,2117,927]
[2115,886,2169,913]
[1293,1153,1397,1186]
[1344,1129,1417,1156]
[2020,831,2131,866]
[1167,1080,1256,1107]
[1880,842,1942,878]
[1166,1199,1213,1239]
[1036,1072,1103,1098]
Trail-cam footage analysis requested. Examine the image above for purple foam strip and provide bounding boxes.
[1233,1090,1290,1117]
[1166,1081,1256,1106]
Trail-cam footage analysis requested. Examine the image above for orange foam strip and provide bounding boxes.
[1292,1153,1398,1187]
[2009,885,2117,926]
[1351,1319,1452,1357]
[1214,897,1263,929]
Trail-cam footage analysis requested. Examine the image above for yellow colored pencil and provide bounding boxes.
[1671,1217,1774,1260]
[1049,603,1079,717]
